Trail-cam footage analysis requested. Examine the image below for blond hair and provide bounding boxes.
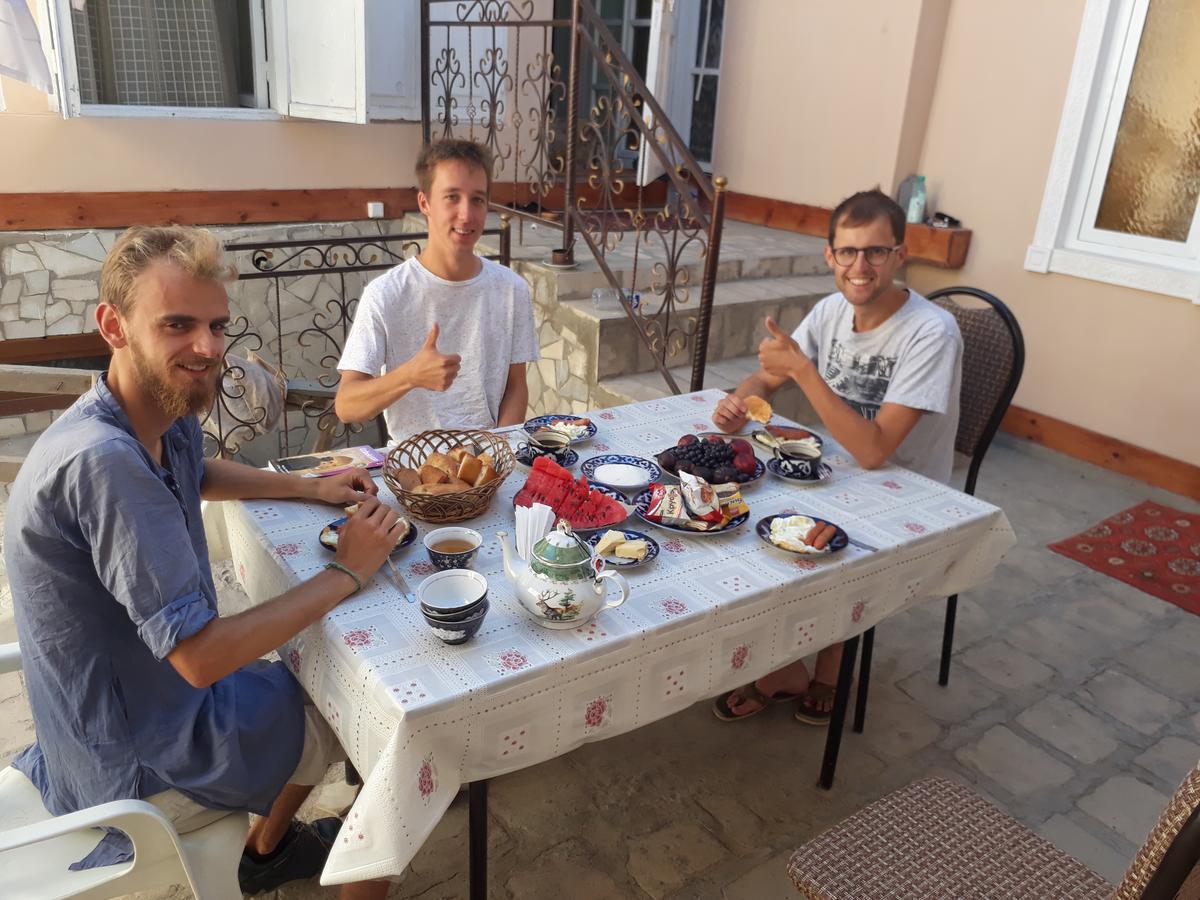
[100,225,232,315]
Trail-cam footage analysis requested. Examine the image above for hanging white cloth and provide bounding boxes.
[0,0,52,93]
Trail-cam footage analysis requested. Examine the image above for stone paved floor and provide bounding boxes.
[1,433,1198,898]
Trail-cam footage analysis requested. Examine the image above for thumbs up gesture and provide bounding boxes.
[407,323,462,392]
[757,316,811,381]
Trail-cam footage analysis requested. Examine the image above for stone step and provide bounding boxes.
[561,273,836,379]
[594,353,819,427]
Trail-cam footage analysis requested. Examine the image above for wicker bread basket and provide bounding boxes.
[383,428,516,523]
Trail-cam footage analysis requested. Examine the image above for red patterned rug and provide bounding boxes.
[1049,502,1200,614]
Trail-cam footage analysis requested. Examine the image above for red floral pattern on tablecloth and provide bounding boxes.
[487,649,530,674]
[408,561,435,577]
[287,648,302,673]
[1050,501,1200,613]
[584,695,610,729]
[692,423,708,432]
[275,542,301,557]
[343,627,381,650]
[593,442,611,452]
[881,480,903,491]
[660,598,687,617]
[598,411,616,420]
[417,755,436,801]
[730,644,749,670]
[904,522,928,535]
[851,600,866,623]
[691,395,707,403]
[794,558,818,570]
[663,539,686,553]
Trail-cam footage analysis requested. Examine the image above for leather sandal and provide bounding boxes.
[793,681,840,726]
[712,682,802,721]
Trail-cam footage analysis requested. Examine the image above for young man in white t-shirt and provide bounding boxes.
[335,140,539,440]
[710,189,962,723]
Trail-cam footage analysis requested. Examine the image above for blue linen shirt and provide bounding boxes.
[5,376,304,866]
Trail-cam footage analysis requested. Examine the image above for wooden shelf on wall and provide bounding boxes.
[725,191,971,269]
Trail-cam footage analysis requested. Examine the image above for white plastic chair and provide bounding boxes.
[0,640,248,899]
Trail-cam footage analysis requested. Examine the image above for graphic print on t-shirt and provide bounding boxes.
[823,338,897,420]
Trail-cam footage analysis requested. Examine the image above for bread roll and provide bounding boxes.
[745,395,773,423]
[413,482,465,495]
[426,452,457,476]
[395,466,422,491]
[444,476,472,491]
[457,454,482,484]
[474,463,499,487]
[446,446,469,464]
[419,464,449,485]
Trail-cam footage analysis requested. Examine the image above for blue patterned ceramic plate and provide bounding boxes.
[320,516,417,554]
[514,446,579,469]
[586,528,660,568]
[632,489,750,536]
[755,514,847,554]
[523,414,598,444]
[580,454,662,491]
[765,458,833,486]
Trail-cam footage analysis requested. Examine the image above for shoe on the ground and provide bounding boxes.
[712,682,802,721]
[793,681,838,726]
[238,817,342,895]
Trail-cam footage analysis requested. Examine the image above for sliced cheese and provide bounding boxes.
[614,539,648,560]
[594,529,626,556]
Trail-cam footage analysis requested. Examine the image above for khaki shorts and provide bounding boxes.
[147,704,347,834]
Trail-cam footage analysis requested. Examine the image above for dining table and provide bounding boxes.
[219,388,1016,893]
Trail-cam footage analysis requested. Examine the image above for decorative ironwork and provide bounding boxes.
[201,314,267,460]
[420,0,727,394]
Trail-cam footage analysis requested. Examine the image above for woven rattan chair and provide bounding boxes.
[788,764,1200,899]
[851,287,1025,733]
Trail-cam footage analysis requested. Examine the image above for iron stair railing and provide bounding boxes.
[420,0,727,395]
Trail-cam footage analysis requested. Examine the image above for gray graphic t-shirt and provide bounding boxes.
[338,257,539,441]
[792,290,962,483]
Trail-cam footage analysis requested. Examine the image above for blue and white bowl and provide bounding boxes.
[523,414,598,444]
[581,454,661,492]
[766,458,833,486]
[514,445,579,469]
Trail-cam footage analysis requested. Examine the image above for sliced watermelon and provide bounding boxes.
[514,458,628,529]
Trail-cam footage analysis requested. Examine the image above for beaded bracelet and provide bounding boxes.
[324,561,363,594]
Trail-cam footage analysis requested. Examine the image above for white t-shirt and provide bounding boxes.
[338,257,539,441]
[792,290,962,483]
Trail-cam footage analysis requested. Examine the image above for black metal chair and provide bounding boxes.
[852,287,1025,733]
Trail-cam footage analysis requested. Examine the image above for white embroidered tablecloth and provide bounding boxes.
[223,389,1016,885]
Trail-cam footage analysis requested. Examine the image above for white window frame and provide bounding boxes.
[37,0,279,120]
[1025,0,1200,304]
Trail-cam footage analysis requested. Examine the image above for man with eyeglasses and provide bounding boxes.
[710,188,962,724]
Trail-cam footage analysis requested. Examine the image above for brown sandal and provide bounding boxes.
[713,682,802,721]
[793,681,840,726]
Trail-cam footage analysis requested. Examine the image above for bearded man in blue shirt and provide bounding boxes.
[5,226,396,899]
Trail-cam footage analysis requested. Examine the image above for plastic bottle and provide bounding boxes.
[906,175,927,225]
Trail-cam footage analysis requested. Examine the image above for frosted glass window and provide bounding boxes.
[1094,0,1200,242]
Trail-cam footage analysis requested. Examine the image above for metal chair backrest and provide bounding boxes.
[927,287,1025,496]
[1110,759,1200,899]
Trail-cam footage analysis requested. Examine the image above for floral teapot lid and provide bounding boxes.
[531,520,596,570]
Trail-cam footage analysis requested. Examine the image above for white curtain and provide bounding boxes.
[0,0,53,92]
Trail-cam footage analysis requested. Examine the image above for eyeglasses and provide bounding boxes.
[829,245,902,267]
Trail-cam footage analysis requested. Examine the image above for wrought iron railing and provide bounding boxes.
[208,223,511,461]
[421,0,727,395]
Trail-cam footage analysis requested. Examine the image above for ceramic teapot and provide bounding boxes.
[497,521,629,629]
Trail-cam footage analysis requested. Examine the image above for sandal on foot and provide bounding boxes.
[793,681,840,726]
[713,682,802,721]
